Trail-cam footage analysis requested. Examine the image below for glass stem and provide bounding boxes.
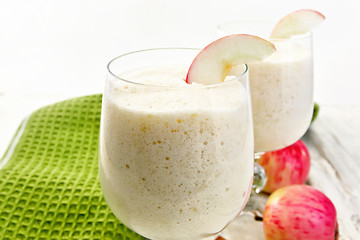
[252,152,267,194]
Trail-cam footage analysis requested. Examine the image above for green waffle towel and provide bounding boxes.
[0,94,145,239]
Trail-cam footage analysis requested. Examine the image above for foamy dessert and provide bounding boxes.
[216,18,319,153]
[99,66,254,240]
[248,41,313,152]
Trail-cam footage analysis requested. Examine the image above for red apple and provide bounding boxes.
[263,185,338,240]
[258,140,310,194]
[186,34,275,85]
[270,9,325,39]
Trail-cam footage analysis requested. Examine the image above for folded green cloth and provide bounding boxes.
[0,94,144,239]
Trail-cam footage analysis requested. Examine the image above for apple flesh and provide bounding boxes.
[186,34,276,85]
[263,185,338,240]
[258,140,310,194]
[270,9,325,39]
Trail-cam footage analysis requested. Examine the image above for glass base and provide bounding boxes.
[217,191,269,240]
[217,210,265,240]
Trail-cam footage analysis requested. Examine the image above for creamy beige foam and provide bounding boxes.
[248,44,313,152]
[99,67,254,240]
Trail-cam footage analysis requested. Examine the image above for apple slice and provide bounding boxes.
[270,9,325,39]
[186,34,276,85]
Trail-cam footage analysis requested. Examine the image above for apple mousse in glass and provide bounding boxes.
[99,35,275,240]
[217,9,325,153]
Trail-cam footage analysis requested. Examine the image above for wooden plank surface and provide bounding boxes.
[303,105,360,240]
[222,105,360,239]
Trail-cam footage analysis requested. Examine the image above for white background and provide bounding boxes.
[1,2,359,236]
[1,0,360,105]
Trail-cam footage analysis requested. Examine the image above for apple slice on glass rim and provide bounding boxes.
[186,34,276,85]
[270,9,325,39]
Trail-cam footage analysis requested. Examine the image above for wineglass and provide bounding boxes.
[217,21,314,192]
[98,48,255,240]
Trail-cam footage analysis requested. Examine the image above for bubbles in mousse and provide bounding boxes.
[99,66,254,240]
[248,42,313,152]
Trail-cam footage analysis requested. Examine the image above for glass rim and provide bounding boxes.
[107,47,249,89]
[217,20,313,42]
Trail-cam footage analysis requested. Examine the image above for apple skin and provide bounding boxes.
[258,140,310,194]
[263,185,338,240]
[312,102,320,123]
[270,9,325,39]
[186,34,276,85]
